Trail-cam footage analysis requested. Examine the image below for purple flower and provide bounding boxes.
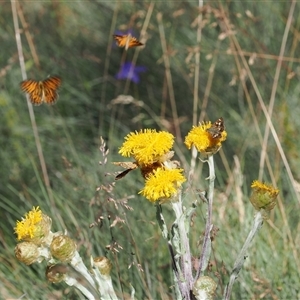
[115,62,147,84]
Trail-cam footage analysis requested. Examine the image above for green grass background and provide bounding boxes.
[1,0,300,299]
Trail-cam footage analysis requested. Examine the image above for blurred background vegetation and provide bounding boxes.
[1,0,300,299]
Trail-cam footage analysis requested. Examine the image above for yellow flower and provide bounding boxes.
[139,168,186,202]
[14,206,43,241]
[250,180,279,211]
[184,121,227,155]
[14,206,52,244]
[119,129,174,165]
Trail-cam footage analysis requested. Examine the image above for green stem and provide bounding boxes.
[223,211,264,300]
[195,155,215,280]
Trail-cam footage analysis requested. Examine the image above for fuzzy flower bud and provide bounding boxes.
[192,276,217,300]
[250,180,279,211]
[14,242,39,265]
[93,256,112,276]
[50,235,76,262]
[46,264,69,283]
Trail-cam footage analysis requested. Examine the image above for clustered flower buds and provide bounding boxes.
[14,207,116,299]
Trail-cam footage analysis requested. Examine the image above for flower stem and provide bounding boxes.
[70,252,97,289]
[223,211,264,300]
[171,194,193,297]
[64,275,96,300]
[156,205,183,297]
[195,155,215,281]
[92,265,118,300]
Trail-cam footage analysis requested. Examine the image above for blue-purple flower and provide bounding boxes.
[115,62,147,84]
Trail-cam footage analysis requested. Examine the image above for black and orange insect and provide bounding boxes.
[113,34,143,50]
[113,161,138,180]
[20,76,61,105]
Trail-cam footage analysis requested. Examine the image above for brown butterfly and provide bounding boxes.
[206,117,225,139]
[113,34,143,50]
[20,76,61,105]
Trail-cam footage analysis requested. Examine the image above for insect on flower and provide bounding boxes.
[206,117,225,139]
[113,161,138,180]
[20,76,62,106]
[113,34,143,50]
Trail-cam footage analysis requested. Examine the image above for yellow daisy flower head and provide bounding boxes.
[119,129,174,165]
[139,168,186,203]
[14,206,52,243]
[250,180,279,211]
[184,118,227,155]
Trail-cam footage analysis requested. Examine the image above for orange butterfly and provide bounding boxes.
[20,76,62,105]
[113,34,143,50]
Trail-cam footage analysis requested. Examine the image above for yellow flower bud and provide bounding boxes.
[50,235,76,262]
[14,242,39,265]
[93,256,112,276]
[250,180,279,211]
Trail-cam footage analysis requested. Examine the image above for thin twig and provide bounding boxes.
[16,3,40,68]
[222,4,300,206]
[259,0,296,179]
[195,155,214,281]
[189,0,204,180]
[99,2,120,136]
[157,12,182,143]
[11,0,55,207]
[124,2,154,94]
[223,211,264,300]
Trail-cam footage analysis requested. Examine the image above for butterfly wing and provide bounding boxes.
[42,76,62,105]
[128,36,143,48]
[113,34,143,49]
[206,117,225,139]
[20,79,43,105]
[113,34,127,47]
